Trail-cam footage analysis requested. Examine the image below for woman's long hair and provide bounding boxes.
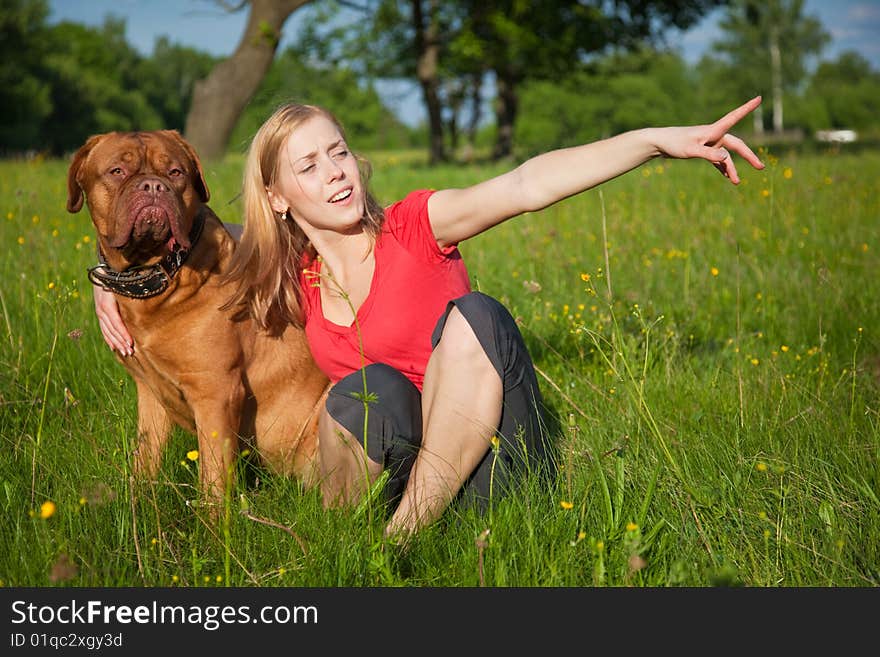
[221,103,385,334]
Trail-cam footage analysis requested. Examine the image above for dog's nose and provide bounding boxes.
[139,178,170,195]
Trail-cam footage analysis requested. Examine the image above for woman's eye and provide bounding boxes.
[334,149,349,159]
[299,164,315,174]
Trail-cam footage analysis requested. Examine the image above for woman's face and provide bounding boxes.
[268,114,365,235]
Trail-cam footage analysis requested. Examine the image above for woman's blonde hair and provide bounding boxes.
[222,103,385,334]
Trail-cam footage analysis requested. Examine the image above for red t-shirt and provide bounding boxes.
[300,189,471,391]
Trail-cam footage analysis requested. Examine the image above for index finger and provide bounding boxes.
[713,96,763,135]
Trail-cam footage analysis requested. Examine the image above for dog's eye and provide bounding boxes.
[169,168,183,177]
[109,167,124,176]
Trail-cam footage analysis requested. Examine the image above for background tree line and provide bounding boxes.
[2,0,878,161]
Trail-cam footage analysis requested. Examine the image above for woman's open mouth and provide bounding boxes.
[329,188,352,203]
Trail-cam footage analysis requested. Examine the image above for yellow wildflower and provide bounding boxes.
[186,450,199,461]
[560,500,574,510]
[40,501,56,519]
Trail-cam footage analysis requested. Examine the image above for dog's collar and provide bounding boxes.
[87,210,206,299]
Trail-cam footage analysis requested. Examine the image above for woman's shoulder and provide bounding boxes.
[381,189,459,261]
[384,189,435,225]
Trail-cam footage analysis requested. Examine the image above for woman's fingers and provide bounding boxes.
[97,312,133,355]
[696,97,765,184]
[712,96,763,138]
[706,133,763,185]
[721,133,765,170]
[93,286,134,355]
[712,148,740,184]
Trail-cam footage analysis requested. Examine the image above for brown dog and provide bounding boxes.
[66,130,329,511]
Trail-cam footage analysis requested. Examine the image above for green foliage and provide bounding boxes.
[715,0,831,88]
[0,0,53,152]
[804,52,880,133]
[1,146,879,587]
[135,37,218,133]
[228,48,416,154]
[42,20,163,151]
[515,50,701,156]
[0,1,877,160]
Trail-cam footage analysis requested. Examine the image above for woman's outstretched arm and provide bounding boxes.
[428,96,765,249]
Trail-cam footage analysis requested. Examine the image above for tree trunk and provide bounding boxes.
[769,24,784,133]
[411,0,446,164]
[753,104,764,136]
[492,71,518,161]
[466,72,483,147]
[184,0,312,161]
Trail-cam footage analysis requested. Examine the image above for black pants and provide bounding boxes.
[325,292,555,511]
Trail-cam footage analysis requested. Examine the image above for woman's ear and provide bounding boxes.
[266,188,288,215]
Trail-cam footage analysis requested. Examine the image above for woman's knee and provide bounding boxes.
[326,363,421,464]
[433,306,487,365]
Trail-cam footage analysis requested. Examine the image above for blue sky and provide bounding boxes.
[47,0,880,125]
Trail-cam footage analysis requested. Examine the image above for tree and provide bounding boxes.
[0,0,52,153]
[137,37,218,133]
[713,0,829,134]
[184,0,314,161]
[805,51,880,133]
[350,0,457,164]
[515,49,700,155]
[40,18,162,154]
[454,0,725,160]
[228,46,414,153]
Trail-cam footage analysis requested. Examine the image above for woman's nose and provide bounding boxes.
[325,158,344,183]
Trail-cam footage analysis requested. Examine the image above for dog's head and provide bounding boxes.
[67,130,210,271]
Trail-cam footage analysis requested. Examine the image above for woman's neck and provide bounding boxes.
[308,226,373,282]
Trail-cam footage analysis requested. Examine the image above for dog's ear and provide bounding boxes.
[163,130,210,203]
[67,134,106,213]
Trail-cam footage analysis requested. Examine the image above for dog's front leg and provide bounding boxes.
[132,381,173,481]
[193,385,246,515]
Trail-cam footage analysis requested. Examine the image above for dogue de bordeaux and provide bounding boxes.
[66,130,329,513]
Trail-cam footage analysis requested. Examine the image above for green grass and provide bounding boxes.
[1,146,878,587]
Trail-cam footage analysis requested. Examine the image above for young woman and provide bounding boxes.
[94,96,765,538]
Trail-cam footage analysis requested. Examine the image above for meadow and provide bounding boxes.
[0,144,877,587]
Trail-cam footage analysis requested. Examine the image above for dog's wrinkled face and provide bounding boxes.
[67,130,209,271]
